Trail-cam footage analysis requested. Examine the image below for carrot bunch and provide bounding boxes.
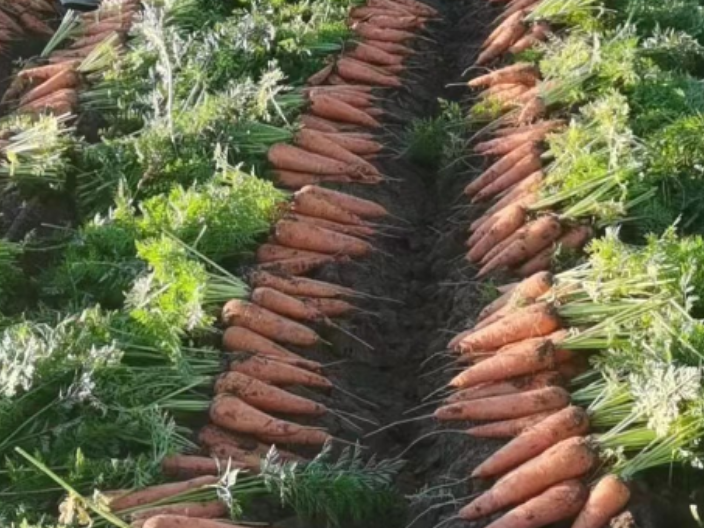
[0,0,57,42]
[1,0,138,117]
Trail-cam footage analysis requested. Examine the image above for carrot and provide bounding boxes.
[469,62,539,88]
[109,476,218,512]
[447,371,563,403]
[231,355,332,389]
[268,143,353,175]
[18,88,78,115]
[459,437,596,520]
[337,57,402,87]
[17,61,81,83]
[297,297,356,317]
[257,255,340,276]
[467,204,527,263]
[472,406,590,478]
[450,338,556,389]
[300,185,389,217]
[481,171,543,219]
[348,41,405,66]
[82,20,131,37]
[479,220,532,266]
[308,88,373,109]
[215,371,326,416]
[481,10,525,50]
[161,455,239,479]
[492,120,562,138]
[464,142,537,197]
[131,501,228,522]
[364,38,415,55]
[483,480,588,528]
[198,425,301,464]
[293,187,368,225]
[388,0,438,17]
[572,475,631,528]
[275,219,373,256]
[476,17,527,66]
[478,215,563,278]
[517,225,593,277]
[142,515,251,528]
[273,170,368,189]
[300,114,346,133]
[222,326,321,371]
[472,155,542,203]
[475,123,559,156]
[319,131,383,155]
[18,12,53,36]
[456,302,561,353]
[367,0,415,15]
[210,395,331,445]
[256,243,329,263]
[310,95,381,128]
[366,14,422,30]
[517,96,547,125]
[466,411,556,438]
[351,22,416,43]
[251,287,324,322]
[307,63,334,85]
[478,270,553,321]
[288,212,376,239]
[509,23,549,54]
[222,299,321,347]
[351,6,408,18]
[250,271,355,299]
[502,0,539,18]
[435,386,570,422]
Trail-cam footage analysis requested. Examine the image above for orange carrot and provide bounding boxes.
[288,212,376,238]
[517,225,593,277]
[472,154,542,203]
[161,455,240,479]
[275,219,373,256]
[481,10,525,50]
[456,302,561,353]
[464,142,537,197]
[517,96,547,125]
[307,88,373,108]
[467,204,527,263]
[479,220,531,266]
[447,371,563,403]
[109,476,219,512]
[310,95,381,128]
[17,61,80,82]
[222,326,321,371]
[478,215,563,278]
[481,170,543,219]
[364,38,415,55]
[250,271,355,299]
[300,114,346,133]
[472,406,590,478]
[215,371,326,416]
[307,63,334,85]
[476,17,526,66]
[198,424,299,464]
[502,0,539,18]
[352,22,416,42]
[230,355,332,389]
[337,57,402,87]
[348,41,405,65]
[319,131,383,155]
[251,287,325,322]
[483,480,588,528]
[468,62,539,88]
[572,475,631,528]
[273,170,366,189]
[435,386,570,422]
[366,14,422,30]
[222,299,321,347]
[367,0,415,15]
[351,6,408,18]
[141,514,253,528]
[450,338,556,389]
[509,23,549,54]
[268,143,353,175]
[459,437,596,520]
[18,88,78,115]
[294,129,379,178]
[297,297,356,317]
[478,270,553,321]
[293,188,368,225]
[257,255,340,276]
[257,243,328,263]
[210,395,331,445]
[466,411,556,438]
[300,185,389,217]
[131,501,228,522]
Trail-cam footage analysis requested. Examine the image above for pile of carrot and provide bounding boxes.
[267,0,437,189]
[1,0,137,116]
[0,0,58,44]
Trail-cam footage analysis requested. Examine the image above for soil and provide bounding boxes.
[238,1,702,527]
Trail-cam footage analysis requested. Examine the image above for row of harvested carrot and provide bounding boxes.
[1,0,137,116]
[0,0,57,46]
[267,0,437,189]
[93,0,435,526]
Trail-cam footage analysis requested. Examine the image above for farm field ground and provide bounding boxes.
[3,0,704,527]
